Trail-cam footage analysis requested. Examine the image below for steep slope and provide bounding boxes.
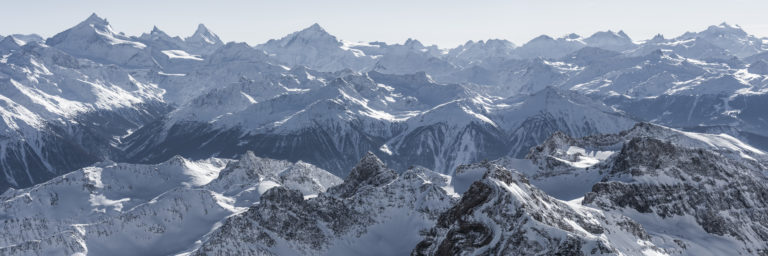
[191,153,456,255]
[46,14,156,68]
[0,153,340,255]
[0,39,168,191]
[256,24,375,72]
[184,24,224,55]
[414,162,666,255]
[495,87,637,158]
[583,137,768,255]
[517,123,768,255]
[124,70,475,176]
[382,98,508,173]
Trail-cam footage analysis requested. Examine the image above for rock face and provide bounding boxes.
[192,153,457,256]
[413,162,663,255]
[521,122,768,255]
[583,137,768,255]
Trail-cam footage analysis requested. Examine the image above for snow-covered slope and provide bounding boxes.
[583,30,635,52]
[123,68,635,176]
[46,14,156,68]
[513,34,587,59]
[256,24,376,72]
[509,122,768,255]
[415,162,666,255]
[184,24,224,55]
[0,37,168,191]
[0,153,341,255]
[191,152,456,255]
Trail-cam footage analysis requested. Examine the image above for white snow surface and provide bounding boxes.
[0,153,341,255]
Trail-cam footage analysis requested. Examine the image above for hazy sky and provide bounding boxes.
[2,0,768,48]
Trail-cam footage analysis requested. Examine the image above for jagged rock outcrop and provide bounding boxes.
[192,153,456,255]
[413,162,664,255]
[520,123,768,255]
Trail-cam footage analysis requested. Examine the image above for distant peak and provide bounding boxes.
[718,22,740,29]
[706,22,746,35]
[564,33,581,40]
[307,23,324,31]
[0,35,22,49]
[530,35,554,42]
[404,38,424,48]
[194,23,211,34]
[82,13,109,26]
[296,23,330,35]
[649,34,665,42]
[272,23,338,47]
[187,23,222,45]
[587,30,631,40]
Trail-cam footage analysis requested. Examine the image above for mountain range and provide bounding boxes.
[1,13,768,255]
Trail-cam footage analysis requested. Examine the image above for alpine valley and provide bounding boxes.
[1,13,767,255]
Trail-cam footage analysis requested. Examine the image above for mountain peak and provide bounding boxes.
[404,38,424,48]
[195,23,210,32]
[327,152,397,198]
[587,30,631,40]
[0,35,22,50]
[704,22,747,36]
[186,23,222,46]
[563,33,581,40]
[718,22,740,29]
[261,22,341,51]
[295,23,333,38]
[81,13,109,27]
[306,23,325,32]
[649,33,665,42]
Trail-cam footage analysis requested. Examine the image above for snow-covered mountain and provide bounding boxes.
[415,161,665,255]
[0,37,168,191]
[46,14,157,68]
[122,67,634,176]
[0,152,341,255]
[507,122,768,254]
[8,124,765,255]
[256,24,376,72]
[2,13,768,255]
[12,14,766,187]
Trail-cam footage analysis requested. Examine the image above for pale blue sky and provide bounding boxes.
[2,0,767,48]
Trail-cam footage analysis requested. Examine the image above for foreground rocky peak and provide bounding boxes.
[414,162,663,255]
[523,123,768,255]
[327,152,398,198]
[192,154,456,255]
[582,137,768,255]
